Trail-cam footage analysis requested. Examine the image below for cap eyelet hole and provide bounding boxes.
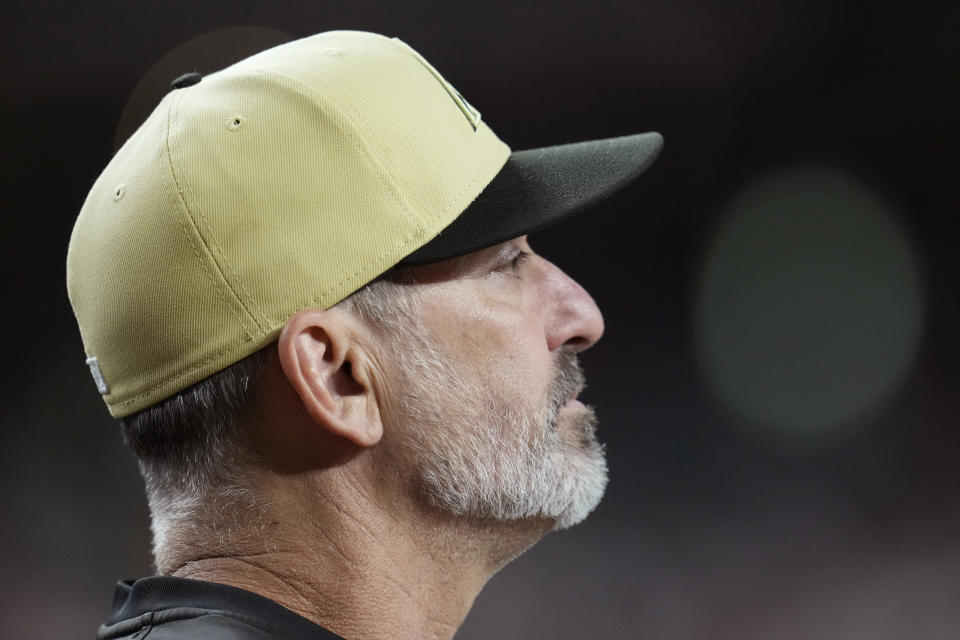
[227,116,245,131]
[113,184,126,202]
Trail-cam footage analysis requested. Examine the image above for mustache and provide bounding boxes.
[548,348,586,415]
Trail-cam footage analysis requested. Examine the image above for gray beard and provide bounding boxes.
[394,336,609,531]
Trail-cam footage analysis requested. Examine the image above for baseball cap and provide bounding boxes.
[66,30,663,418]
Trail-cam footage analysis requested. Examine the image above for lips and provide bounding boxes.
[564,388,584,408]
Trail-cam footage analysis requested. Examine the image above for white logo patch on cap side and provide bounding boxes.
[86,357,109,394]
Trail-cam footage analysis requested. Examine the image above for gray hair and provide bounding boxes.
[120,274,412,573]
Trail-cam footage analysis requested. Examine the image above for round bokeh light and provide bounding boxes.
[694,166,925,445]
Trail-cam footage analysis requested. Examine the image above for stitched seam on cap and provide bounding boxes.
[262,68,424,227]
[178,152,269,334]
[161,93,253,342]
[163,186,248,338]
[326,80,424,213]
[165,92,264,339]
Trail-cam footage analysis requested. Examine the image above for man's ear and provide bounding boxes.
[277,309,383,448]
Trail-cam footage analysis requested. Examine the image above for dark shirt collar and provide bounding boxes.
[101,575,345,640]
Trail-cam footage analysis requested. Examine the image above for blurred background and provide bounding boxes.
[2,1,958,638]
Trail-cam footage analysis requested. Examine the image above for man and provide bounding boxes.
[67,30,662,640]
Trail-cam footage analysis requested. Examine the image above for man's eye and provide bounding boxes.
[491,250,530,278]
[510,251,530,270]
[511,251,529,267]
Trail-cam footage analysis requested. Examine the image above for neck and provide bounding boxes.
[168,462,551,640]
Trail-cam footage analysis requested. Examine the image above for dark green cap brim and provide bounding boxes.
[400,131,664,265]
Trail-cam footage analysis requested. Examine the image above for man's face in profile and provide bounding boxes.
[374,236,609,529]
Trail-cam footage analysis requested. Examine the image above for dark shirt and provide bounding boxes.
[99,576,346,639]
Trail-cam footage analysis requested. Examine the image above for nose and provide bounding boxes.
[540,258,605,352]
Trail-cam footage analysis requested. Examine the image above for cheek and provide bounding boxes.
[472,309,555,406]
[418,286,551,392]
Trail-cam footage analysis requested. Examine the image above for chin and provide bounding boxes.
[550,462,608,531]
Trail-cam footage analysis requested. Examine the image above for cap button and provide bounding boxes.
[171,72,202,89]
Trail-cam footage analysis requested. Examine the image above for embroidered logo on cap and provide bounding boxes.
[398,40,482,131]
[86,357,109,394]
